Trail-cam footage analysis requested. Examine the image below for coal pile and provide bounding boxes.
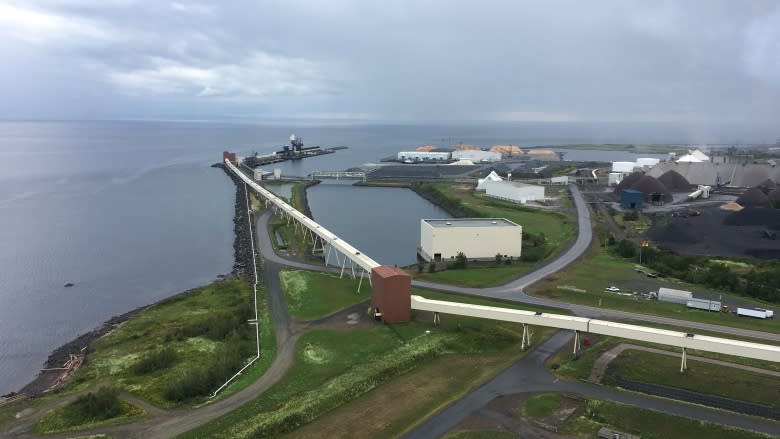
[724,206,780,230]
[615,171,644,193]
[768,188,780,205]
[736,187,770,207]
[756,179,778,193]
[658,170,692,192]
[630,175,673,202]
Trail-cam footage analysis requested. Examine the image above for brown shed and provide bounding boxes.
[371,266,411,323]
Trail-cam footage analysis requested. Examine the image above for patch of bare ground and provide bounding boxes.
[281,354,512,439]
[294,301,374,331]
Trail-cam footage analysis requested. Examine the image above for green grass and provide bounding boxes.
[442,429,515,439]
[564,398,769,439]
[426,182,575,252]
[416,263,536,287]
[182,288,559,439]
[521,393,562,420]
[529,245,780,334]
[178,327,421,438]
[65,279,274,408]
[279,270,368,320]
[34,398,144,434]
[605,349,780,410]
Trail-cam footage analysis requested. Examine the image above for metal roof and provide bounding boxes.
[226,160,381,271]
[423,218,520,228]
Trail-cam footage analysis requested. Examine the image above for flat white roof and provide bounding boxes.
[423,218,520,228]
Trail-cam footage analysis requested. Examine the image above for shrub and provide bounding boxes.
[67,387,123,423]
[133,346,177,375]
[428,262,436,273]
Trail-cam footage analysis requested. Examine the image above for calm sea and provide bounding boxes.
[0,120,707,395]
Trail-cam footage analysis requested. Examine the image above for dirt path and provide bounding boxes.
[588,343,780,384]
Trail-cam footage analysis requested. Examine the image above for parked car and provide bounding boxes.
[605,286,620,292]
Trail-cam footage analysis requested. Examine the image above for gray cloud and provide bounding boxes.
[1,0,779,136]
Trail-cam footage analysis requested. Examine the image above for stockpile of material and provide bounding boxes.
[737,187,770,207]
[415,145,437,152]
[736,179,778,207]
[720,202,744,212]
[615,171,644,193]
[489,145,524,154]
[658,170,692,192]
[526,148,559,160]
[452,144,481,151]
[724,207,780,230]
[631,175,673,202]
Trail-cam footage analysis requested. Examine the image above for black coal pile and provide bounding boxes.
[615,171,644,193]
[724,206,780,230]
[768,188,780,206]
[658,170,692,192]
[630,175,673,202]
[736,187,770,207]
[756,179,778,194]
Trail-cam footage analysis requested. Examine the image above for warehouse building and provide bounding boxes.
[657,287,693,305]
[452,150,502,162]
[484,180,545,204]
[620,189,644,209]
[397,151,451,162]
[419,218,522,262]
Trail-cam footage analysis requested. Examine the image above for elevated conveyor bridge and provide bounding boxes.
[225,156,779,369]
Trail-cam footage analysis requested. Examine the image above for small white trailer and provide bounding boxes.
[737,308,774,319]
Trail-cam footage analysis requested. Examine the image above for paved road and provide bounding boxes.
[404,331,780,439]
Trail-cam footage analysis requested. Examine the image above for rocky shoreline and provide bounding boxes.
[10,164,255,399]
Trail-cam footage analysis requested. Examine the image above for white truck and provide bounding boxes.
[736,308,774,319]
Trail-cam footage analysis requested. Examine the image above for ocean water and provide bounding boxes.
[0,119,713,395]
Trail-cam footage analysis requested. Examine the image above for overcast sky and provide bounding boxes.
[1,0,779,131]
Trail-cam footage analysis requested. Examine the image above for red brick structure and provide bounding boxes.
[223,151,237,164]
[370,266,411,323]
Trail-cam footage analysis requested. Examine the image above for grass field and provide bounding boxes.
[425,182,575,251]
[181,286,557,439]
[521,393,562,420]
[529,244,780,334]
[34,397,144,434]
[281,354,518,439]
[279,270,368,320]
[416,263,536,287]
[65,279,275,408]
[412,182,575,287]
[604,349,780,410]
[563,398,769,439]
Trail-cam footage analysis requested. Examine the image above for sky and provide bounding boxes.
[1,0,779,133]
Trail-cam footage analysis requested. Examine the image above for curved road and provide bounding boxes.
[404,331,780,438]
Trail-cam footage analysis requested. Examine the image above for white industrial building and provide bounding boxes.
[657,287,693,305]
[452,150,502,163]
[398,151,451,162]
[608,172,623,186]
[636,157,661,168]
[419,218,522,262]
[612,162,637,173]
[484,180,545,204]
[476,171,503,190]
